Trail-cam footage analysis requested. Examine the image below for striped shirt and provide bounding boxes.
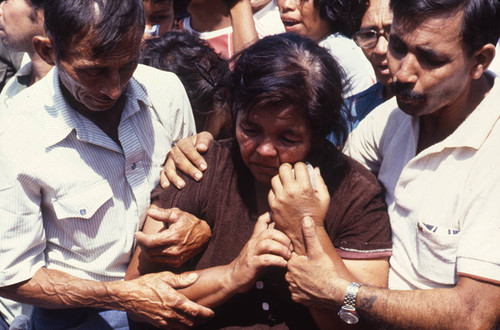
[0,64,196,286]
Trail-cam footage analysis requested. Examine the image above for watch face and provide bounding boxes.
[338,307,359,324]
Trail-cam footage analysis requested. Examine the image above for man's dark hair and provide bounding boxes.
[43,0,145,61]
[226,32,348,145]
[314,0,369,38]
[140,30,226,132]
[390,0,500,54]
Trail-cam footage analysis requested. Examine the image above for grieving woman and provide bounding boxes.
[127,33,391,329]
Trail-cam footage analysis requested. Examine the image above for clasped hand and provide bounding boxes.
[268,162,330,254]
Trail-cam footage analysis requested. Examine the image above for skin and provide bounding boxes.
[0,0,43,52]
[134,106,389,329]
[235,105,312,183]
[0,0,52,86]
[286,11,500,330]
[187,0,231,32]
[277,0,331,42]
[7,13,215,329]
[143,0,174,38]
[387,10,494,152]
[358,0,393,96]
[250,0,271,12]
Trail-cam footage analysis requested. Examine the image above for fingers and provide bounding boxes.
[313,167,329,196]
[163,156,187,189]
[147,207,178,225]
[301,217,324,257]
[194,131,214,153]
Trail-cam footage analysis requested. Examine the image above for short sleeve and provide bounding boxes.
[325,158,392,259]
[0,150,46,286]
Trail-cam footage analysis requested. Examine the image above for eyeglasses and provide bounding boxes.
[353,28,390,49]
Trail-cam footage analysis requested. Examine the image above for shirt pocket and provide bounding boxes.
[52,179,113,220]
[414,218,460,285]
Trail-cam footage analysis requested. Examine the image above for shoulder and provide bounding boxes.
[132,64,183,88]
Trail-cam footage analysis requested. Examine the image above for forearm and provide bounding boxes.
[178,264,239,308]
[351,278,500,329]
[230,0,258,53]
[0,268,134,311]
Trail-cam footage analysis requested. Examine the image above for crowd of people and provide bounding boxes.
[0,0,498,329]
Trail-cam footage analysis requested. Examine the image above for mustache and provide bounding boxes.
[390,82,426,101]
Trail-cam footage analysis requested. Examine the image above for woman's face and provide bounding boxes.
[236,105,312,183]
[277,0,331,42]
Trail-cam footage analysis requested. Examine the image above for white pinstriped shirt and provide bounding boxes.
[0,64,196,286]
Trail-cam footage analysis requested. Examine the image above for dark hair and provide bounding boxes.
[43,0,145,61]
[226,33,348,145]
[140,30,227,132]
[390,0,500,54]
[27,0,47,22]
[314,0,369,38]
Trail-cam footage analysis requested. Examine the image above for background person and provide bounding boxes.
[277,0,376,96]
[140,30,231,137]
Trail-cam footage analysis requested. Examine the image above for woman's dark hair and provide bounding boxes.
[140,30,227,132]
[390,0,500,54]
[43,0,145,61]
[226,33,348,145]
[314,0,369,38]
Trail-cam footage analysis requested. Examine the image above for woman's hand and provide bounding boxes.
[228,213,292,293]
[268,162,330,254]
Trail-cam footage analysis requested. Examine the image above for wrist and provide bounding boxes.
[338,281,362,324]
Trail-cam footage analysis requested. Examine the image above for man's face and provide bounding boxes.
[387,10,475,117]
[359,0,393,86]
[57,29,142,113]
[0,0,45,52]
[143,0,174,37]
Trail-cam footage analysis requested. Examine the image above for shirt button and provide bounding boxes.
[80,209,86,216]
[256,281,264,289]
[131,163,137,170]
[262,302,270,311]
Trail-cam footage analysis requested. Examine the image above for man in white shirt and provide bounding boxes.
[285,0,500,328]
[0,0,213,328]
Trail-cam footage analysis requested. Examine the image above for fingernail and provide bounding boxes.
[200,163,207,171]
[303,216,313,227]
[188,273,198,281]
[176,181,185,188]
[194,172,202,181]
[199,143,207,150]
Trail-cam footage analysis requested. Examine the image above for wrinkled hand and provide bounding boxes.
[285,217,347,310]
[135,206,212,268]
[229,213,292,293]
[268,162,330,254]
[161,132,214,189]
[123,271,214,329]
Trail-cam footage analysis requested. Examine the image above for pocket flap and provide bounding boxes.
[52,180,113,220]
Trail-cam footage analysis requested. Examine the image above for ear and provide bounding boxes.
[470,43,496,80]
[33,36,57,66]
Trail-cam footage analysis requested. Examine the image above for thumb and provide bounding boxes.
[196,131,214,152]
[162,271,199,289]
[302,216,323,257]
[254,212,272,234]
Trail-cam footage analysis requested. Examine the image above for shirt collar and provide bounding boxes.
[433,71,500,151]
[42,66,151,149]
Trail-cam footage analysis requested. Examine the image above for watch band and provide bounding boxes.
[343,282,362,308]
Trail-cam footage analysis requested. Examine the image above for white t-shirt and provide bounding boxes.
[320,33,376,97]
[345,71,500,290]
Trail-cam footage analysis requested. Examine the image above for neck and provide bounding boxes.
[59,80,125,146]
[187,1,231,32]
[28,50,53,86]
[417,73,493,153]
